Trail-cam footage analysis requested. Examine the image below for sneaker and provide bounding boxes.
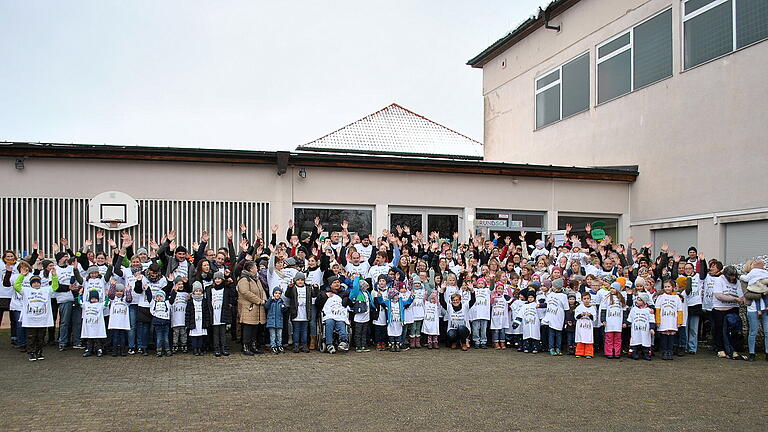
[327,345,336,354]
[278,346,284,353]
[556,350,563,356]
[28,352,37,361]
[141,349,149,356]
[585,355,592,359]
[575,355,582,358]
[222,350,230,356]
[156,351,163,357]
[338,342,349,351]
[272,347,279,355]
[355,348,363,353]
[300,345,309,353]
[531,350,538,354]
[480,344,487,349]
[748,353,756,362]
[293,345,300,354]
[215,351,222,357]
[128,349,136,355]
[83,350,92,357]
[73,344,85,350]
[361,346,370,352]
[96,349,103,357]
[523,349,529,353]
[59,346,66,352]
[549,349,557,356]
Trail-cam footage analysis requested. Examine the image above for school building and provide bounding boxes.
[2,0,766,264]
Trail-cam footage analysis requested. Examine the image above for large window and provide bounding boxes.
[558,215,619,244]
[535,52,589,129]
[683,0,768,69]
[597,8,672,104]
[294,206,373,238]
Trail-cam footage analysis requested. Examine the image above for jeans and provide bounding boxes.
[71,305,82,347]
[522,337,540,352]
[400,323,411,345]
[324,319,348,346]
[353,321,369,348]
[548,329,563,352]
[471,319,488,345]
[660,332,676,353]
[540,326,549,350]
[154,322,170,351]
[447,325,470,345]
[410,320,423,337]
[57,301,74,348]
[676,325,688,350]
[491,329,505,342]
[281,310,291,345]
[747,311,768,354]
[172,326,188,348]
[11,311,26,347]
[269,327,282,348]
[373,324,387,343]
[211,324,228,352]
[128,305,138,349]
[137,321,151,349]
[190,335,204,350]
[309,306,317,337]
[687,314,701,353]
[112,329,128,347]
[565,330,575,348]
[292,320,309,346]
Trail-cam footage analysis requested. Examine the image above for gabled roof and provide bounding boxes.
[467,0,582,68]
[296,103,484,160]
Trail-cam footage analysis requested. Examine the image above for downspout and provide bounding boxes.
[541,7,561,32]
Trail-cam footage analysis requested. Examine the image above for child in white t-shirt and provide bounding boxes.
[575,292,596,358]
[655,280,683,361]
[626,295,655,361]
[470,278,491,349]
[169,277,190,353]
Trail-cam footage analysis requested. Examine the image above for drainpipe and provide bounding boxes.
[541,7,561,32]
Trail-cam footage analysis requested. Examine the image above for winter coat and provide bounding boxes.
[237,272,267,325]
[265,298,287,329]
[185,296,212,331]
[205,283,233,324]
[285,283,319,320]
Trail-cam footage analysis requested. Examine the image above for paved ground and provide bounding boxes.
[0,333,766,432]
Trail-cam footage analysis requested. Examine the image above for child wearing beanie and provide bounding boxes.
[626,295,655,360]
[508,292,525,351]
[14,267,58,361]
[545,279,569,355]
[107,283,132,356]
[208,271,233,357]
[265,287,287,354]
[375,287,414,352]
[81,288,107,357]
[169,277,190,354]
[600,282,627,359]
[564,293,578,355]
[575,292,596,358]
[409,275,427,349]
[470,277,491,349]
[186,282,210,356]
[654,279,684,360]
[421,290,443,349]
[348,275,371,353]
[149,288,172,357]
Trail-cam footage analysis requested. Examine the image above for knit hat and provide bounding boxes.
[175,246,187,254]
[476,277,487,287]
[535,240,545,248]
[148,263,161,273]
[213,271,225,281]
[495,281,505,290]
[293,272,306,282]
[325,276,341,287]
[54,252,67,262]
[88,290,100,301]
[529,281,541,290]
[610,282,622,291]
[571,241,582,249]
[272,287,283,295]
[567,293,577,300]
[42,259,53,270]
[552,278,564,291]
[284,257,297,267]
[542,279,552,288]
[29,275,41,285]
[676,276,688,290]
[636,293,651,305]
[114,283,125,293]
[86,266,100,275]
[192,281,204,293]
[136,247,148,255]
[377,274,391,283]
[412,275,422,285]
[388,288,399,299]
[359,279,370,291]
[154,290,166,301]
[173,276,184,285]
[616,277,627,288]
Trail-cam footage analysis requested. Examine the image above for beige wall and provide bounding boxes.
[2,156,630,241]
[479,0,768,249]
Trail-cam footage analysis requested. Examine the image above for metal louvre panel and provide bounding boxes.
[0,197,269,258]
[725,220,768,264]
[652,227,698,258]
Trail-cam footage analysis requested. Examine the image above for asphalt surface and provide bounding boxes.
[0,335,766,431]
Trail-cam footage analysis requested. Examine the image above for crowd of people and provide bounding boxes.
[2,218,767,363]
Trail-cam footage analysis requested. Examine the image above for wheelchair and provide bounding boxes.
[317,314,351,354]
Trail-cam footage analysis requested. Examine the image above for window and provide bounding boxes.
[293,207,373,238]
[683,0,768,69]
[390,213,422,234]
[535,52,589,129]
[597,9,672,104]
[558,215,619,243]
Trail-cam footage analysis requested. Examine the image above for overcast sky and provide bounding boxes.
[0,1,545,150]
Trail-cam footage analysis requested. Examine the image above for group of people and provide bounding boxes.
[2,218,767,363]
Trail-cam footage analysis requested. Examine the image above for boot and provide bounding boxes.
[309,336,317,351]
[410,337,416,349]
[433,338,440,350]
[112,347,119,357]
[301,344,309,353]
[242,345,255,356]
[461,342,469,351]
[415,337,421,348]
[293,344,300,354]
[121,346,128,357]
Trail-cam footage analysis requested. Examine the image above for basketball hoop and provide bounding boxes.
[104,219,121,230]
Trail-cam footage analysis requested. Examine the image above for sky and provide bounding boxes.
[0,0,546,151]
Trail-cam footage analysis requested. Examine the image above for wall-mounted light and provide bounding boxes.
[298,167,307,179]
[15,159,25,170]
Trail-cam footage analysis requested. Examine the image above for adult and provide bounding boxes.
[237,261,267,355]
[712,266,747,360]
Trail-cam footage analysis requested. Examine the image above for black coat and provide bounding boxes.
[185,296,212,331]
[285,283,319,320]
[204,283,233,325]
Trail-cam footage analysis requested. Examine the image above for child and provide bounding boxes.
[207,271,233,356]
[14,269,58,361]
[169,277,190,353]
[490,282,510,349]
[348,275,371,353]
[600,282,627,359]
[513,292,541,353]
[265,288,287,354]
[148,289,172,357]
[545,279,569,355]
[371,274,391,351]
[508,292,525,351]
[409,275,426,349]
[575,292,595,358]
[470,277,491,349]
[81,289,107,357]
[626,295,655,360]
[398,283,414,350]
[421,290,443,349]
[186,282,210,356]
[374,287,414,352]
[655,279,683,360]
[107,283,132,356]
[564,294,578,355]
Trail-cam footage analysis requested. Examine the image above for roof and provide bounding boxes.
[1,142,638,182]
[467,0,582,68]
[296,103,484,160]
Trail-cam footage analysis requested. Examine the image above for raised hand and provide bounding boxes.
[96,230,104,241]
[341,220,349,231]
[271,224,279,234]
[493,232,500,240]
[453,232,459,240]
[31,240,39,250]
[239,238,248,252]
[239,223,247,234]
[698,251,705,261]
[313,216,320,227]
[395,225,403,235]
[642,242,652,249]
[519,231,527,242]
[565,223,572,233]
[403,226,411,235]
[149,239,159,250]
[661,241,669,252]
[288,219,294,229]
[108,238,117,249]
[167,230,177,241]
[51,242,59,253]
[60,238,69,248]
[169,240,176,251]
[201,231,209,243]
[255,229,263,239]
[192,241,199,252]
[84,239,93,248]
[226,228,233,240]
[122,233,133,248]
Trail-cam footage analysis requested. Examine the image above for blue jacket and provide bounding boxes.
[374,295,413,325]
[264,298,287,328]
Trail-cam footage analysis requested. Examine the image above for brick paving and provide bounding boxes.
[0,335,766,431]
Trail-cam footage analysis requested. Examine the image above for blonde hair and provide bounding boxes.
[742,259,755,273]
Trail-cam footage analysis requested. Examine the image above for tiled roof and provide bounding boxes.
[297,103,483,159]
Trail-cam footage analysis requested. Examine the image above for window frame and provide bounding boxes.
[682,0,736,70]
[533,51,590,130]
[596,7,673,105]
[292,203,375,238]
